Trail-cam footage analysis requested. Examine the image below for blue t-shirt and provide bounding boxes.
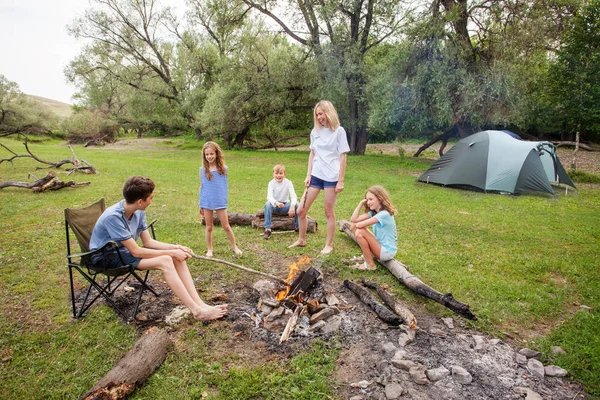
[369,210,397,256]
[89,200,148,251]
[199,166,228,210]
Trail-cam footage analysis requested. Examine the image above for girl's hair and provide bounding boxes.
[313,100,340,130]
[364,185,397,216]
[202,141,226,180]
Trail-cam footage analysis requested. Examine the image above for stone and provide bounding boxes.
[390,349,407,364]
[441,317,454,329]
[472,335,486,350]
[164,305,191,326]
[253,279,278,299]
[519,348,541,360]
[320,315,342,334]
[377,360,390,373]
[545,365,568,377]
[309,320,326,332]
[350,380,371,389]
[349,396,364,400]
[294,314,310,336]
[451,365,473,385]
[398,333,413,347]
[429,327,446,337]
[527,358,545,379]
[385,383,406,399]
[325,293,340,305]
[409,365,429,385]
[515,353,528,365]
[382,341,397,354]
[309,306,339,324]
[551,346,566,355]
[427,366,450,382]
[525,389,544,400]
[489,338,502,345]
[391,359,418,371]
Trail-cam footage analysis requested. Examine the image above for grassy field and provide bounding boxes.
[0,136,598,399]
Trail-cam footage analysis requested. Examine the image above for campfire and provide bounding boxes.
[253,256,343,343]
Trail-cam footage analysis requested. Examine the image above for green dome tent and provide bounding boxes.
[417,130,576,195]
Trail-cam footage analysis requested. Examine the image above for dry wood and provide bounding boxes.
[361,278,417,330]
[553,141,598,151]
[201,211,318,232]
[344,279,401,325]
[339,220,476,320]
[190,253,288,286]
[280,305,303,343]
[80,328,170,400]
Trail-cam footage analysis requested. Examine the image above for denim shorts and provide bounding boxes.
[309,175,337,189]
[91,246,141,269]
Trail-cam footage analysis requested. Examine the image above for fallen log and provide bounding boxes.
[339,220,476,320]
[361,278,417,330]
[201,211,318,232]
[553,141,598,151]
[344,279,401,326]
[80,327,170,400]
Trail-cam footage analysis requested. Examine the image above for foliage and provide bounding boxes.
[60,109,119,143]
[568,169,600,184]
[0,75,58,134]
[0,140,599,398]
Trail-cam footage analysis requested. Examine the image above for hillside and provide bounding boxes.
[26,94,73,119]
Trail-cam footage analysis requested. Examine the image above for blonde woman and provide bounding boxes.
[289,100,350,254]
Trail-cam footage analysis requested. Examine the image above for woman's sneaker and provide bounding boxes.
[262,229,272,239]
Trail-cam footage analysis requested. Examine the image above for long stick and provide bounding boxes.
[190,253,288,286]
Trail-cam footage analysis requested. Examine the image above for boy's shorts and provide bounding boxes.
[309,175,337,189]
[91,246,141,269]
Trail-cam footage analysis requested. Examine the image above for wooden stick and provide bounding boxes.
[280,305,303,343]
[339,220,476,320]
[344,280,401,325]
[361,278,417,330]
[190,253,288,286]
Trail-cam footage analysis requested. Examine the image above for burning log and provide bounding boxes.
[361,279,417,330]
[339,220,476,320]
[201,211,318,232]
[79,328,170,400]
[344,280,401,326]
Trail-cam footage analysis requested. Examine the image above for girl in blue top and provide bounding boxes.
[199,141,242,257]
[350,185,398,270]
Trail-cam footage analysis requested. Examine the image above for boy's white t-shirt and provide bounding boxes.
[267,178,298,206]
[309,126,350,182]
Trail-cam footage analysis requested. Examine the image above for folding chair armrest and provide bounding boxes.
[147,219,158,240]
[66,241,118,260]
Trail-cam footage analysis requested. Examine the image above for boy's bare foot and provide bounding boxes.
[288,240,306,248]
[233,247,242,256]
[206,250,213,257]
[193,304,228,321]
[320,245,333,255]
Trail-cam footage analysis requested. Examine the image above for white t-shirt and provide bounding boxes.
[309,126,351,182]
[266,178,298,206]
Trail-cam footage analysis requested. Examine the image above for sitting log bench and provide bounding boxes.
[202,211,318,233]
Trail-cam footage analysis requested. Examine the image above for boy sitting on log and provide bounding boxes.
[262,164,299,239]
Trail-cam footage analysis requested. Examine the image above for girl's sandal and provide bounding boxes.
[356,262,376,271]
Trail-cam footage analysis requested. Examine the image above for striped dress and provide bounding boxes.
[199,166,229,210]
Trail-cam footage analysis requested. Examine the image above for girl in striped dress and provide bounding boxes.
[199,141,242,257]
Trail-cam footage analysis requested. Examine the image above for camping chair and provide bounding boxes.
[65,198,159,321]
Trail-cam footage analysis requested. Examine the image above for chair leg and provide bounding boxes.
[71,266,129,320]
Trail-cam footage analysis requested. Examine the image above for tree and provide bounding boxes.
[547,0,600,168]
[243,0,412,155]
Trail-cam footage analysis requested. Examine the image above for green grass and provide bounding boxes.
[1,138,599,399]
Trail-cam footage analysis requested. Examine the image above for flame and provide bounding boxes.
[276,256,311,300]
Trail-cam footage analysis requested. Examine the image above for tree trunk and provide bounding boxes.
[80,328,170,400]
[413,125,459,158]
[339,220,476,320]
[202,211,318,233]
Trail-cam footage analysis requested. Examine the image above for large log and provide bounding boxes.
[80,327,170,400]
[344,280,401,326]
[361,278,417,330]
[201,211,318,232]
[339,220,476,320]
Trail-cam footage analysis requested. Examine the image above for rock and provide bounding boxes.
[472,335,486,350]
[515,353,528,365]
[253,280,278,299]
[409,365,429,385]
[294,314,310,336]
[545,365,568,377]
[320,315,342,334]
[551,346,566,355]
[382,341,397,354]
[391,359,418,371]
[519,348,541,360]
[398,333,413,347]
[264,307,292,332]
[489,338,502,345]
[309,320,326,332]
[527,358,545,379]
[429,327,446,337]
[427,366,450,382]
[350,380,371,389]
[441,317,454,329]
[525,389,544,400]
[385,383,406,399]
[451,365,473,385]
[309,306,339,324]
[377,360,390,373]
[325,293,340,305]
[349,396,364,400]
[390,349,407,364]
[164,305,191,326]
